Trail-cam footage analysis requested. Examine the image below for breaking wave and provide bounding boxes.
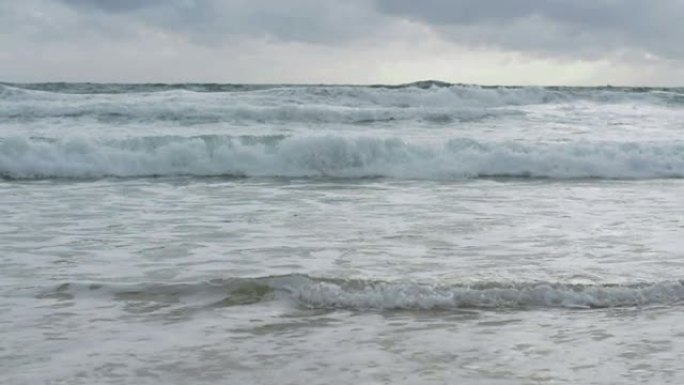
[2,135,684,180]
[39,275,684,310]
[3,83,684,126]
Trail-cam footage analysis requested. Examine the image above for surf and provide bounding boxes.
[2,135,684,180]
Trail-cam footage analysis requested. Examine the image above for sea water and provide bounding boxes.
[2,82,684,384]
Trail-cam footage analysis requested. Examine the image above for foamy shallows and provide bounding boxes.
[3,82,684,385]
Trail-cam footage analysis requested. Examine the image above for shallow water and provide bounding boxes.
[2,83,684,384]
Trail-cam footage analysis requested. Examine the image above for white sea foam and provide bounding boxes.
[2,135,683,180]
[277,277,684,310]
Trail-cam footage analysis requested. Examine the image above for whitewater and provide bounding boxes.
[3,82,684,384]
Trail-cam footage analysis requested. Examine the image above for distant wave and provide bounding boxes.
[2,135,684,180]
[3,83,683,115]
[0,100,512,125]
[39,274,684,310]
[0,82,272,95]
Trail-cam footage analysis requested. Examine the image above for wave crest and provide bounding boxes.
[2,135,684,180]
[40,275,684,310]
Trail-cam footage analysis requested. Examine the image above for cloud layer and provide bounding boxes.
[376,0,684,59]
[2,0,683,85]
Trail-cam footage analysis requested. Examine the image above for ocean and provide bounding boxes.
[2,81,684,384]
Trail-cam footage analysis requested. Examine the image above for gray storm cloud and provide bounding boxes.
[42,0,684,58]
[374,0,684,59]
[2,0,684,84]
[60,0,165,12]
[55,0,383,44]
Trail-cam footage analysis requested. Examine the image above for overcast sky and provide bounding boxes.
[2,0,683,85]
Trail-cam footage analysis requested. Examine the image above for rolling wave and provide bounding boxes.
[3,83,683,109]
[4,83,683,128]
[2,135,683,180]
[39,275,684,310]
[0,102,509,125]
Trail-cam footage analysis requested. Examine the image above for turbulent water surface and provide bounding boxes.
[2,82,684,384]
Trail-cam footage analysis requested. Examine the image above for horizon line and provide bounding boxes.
[2,80,681,89]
